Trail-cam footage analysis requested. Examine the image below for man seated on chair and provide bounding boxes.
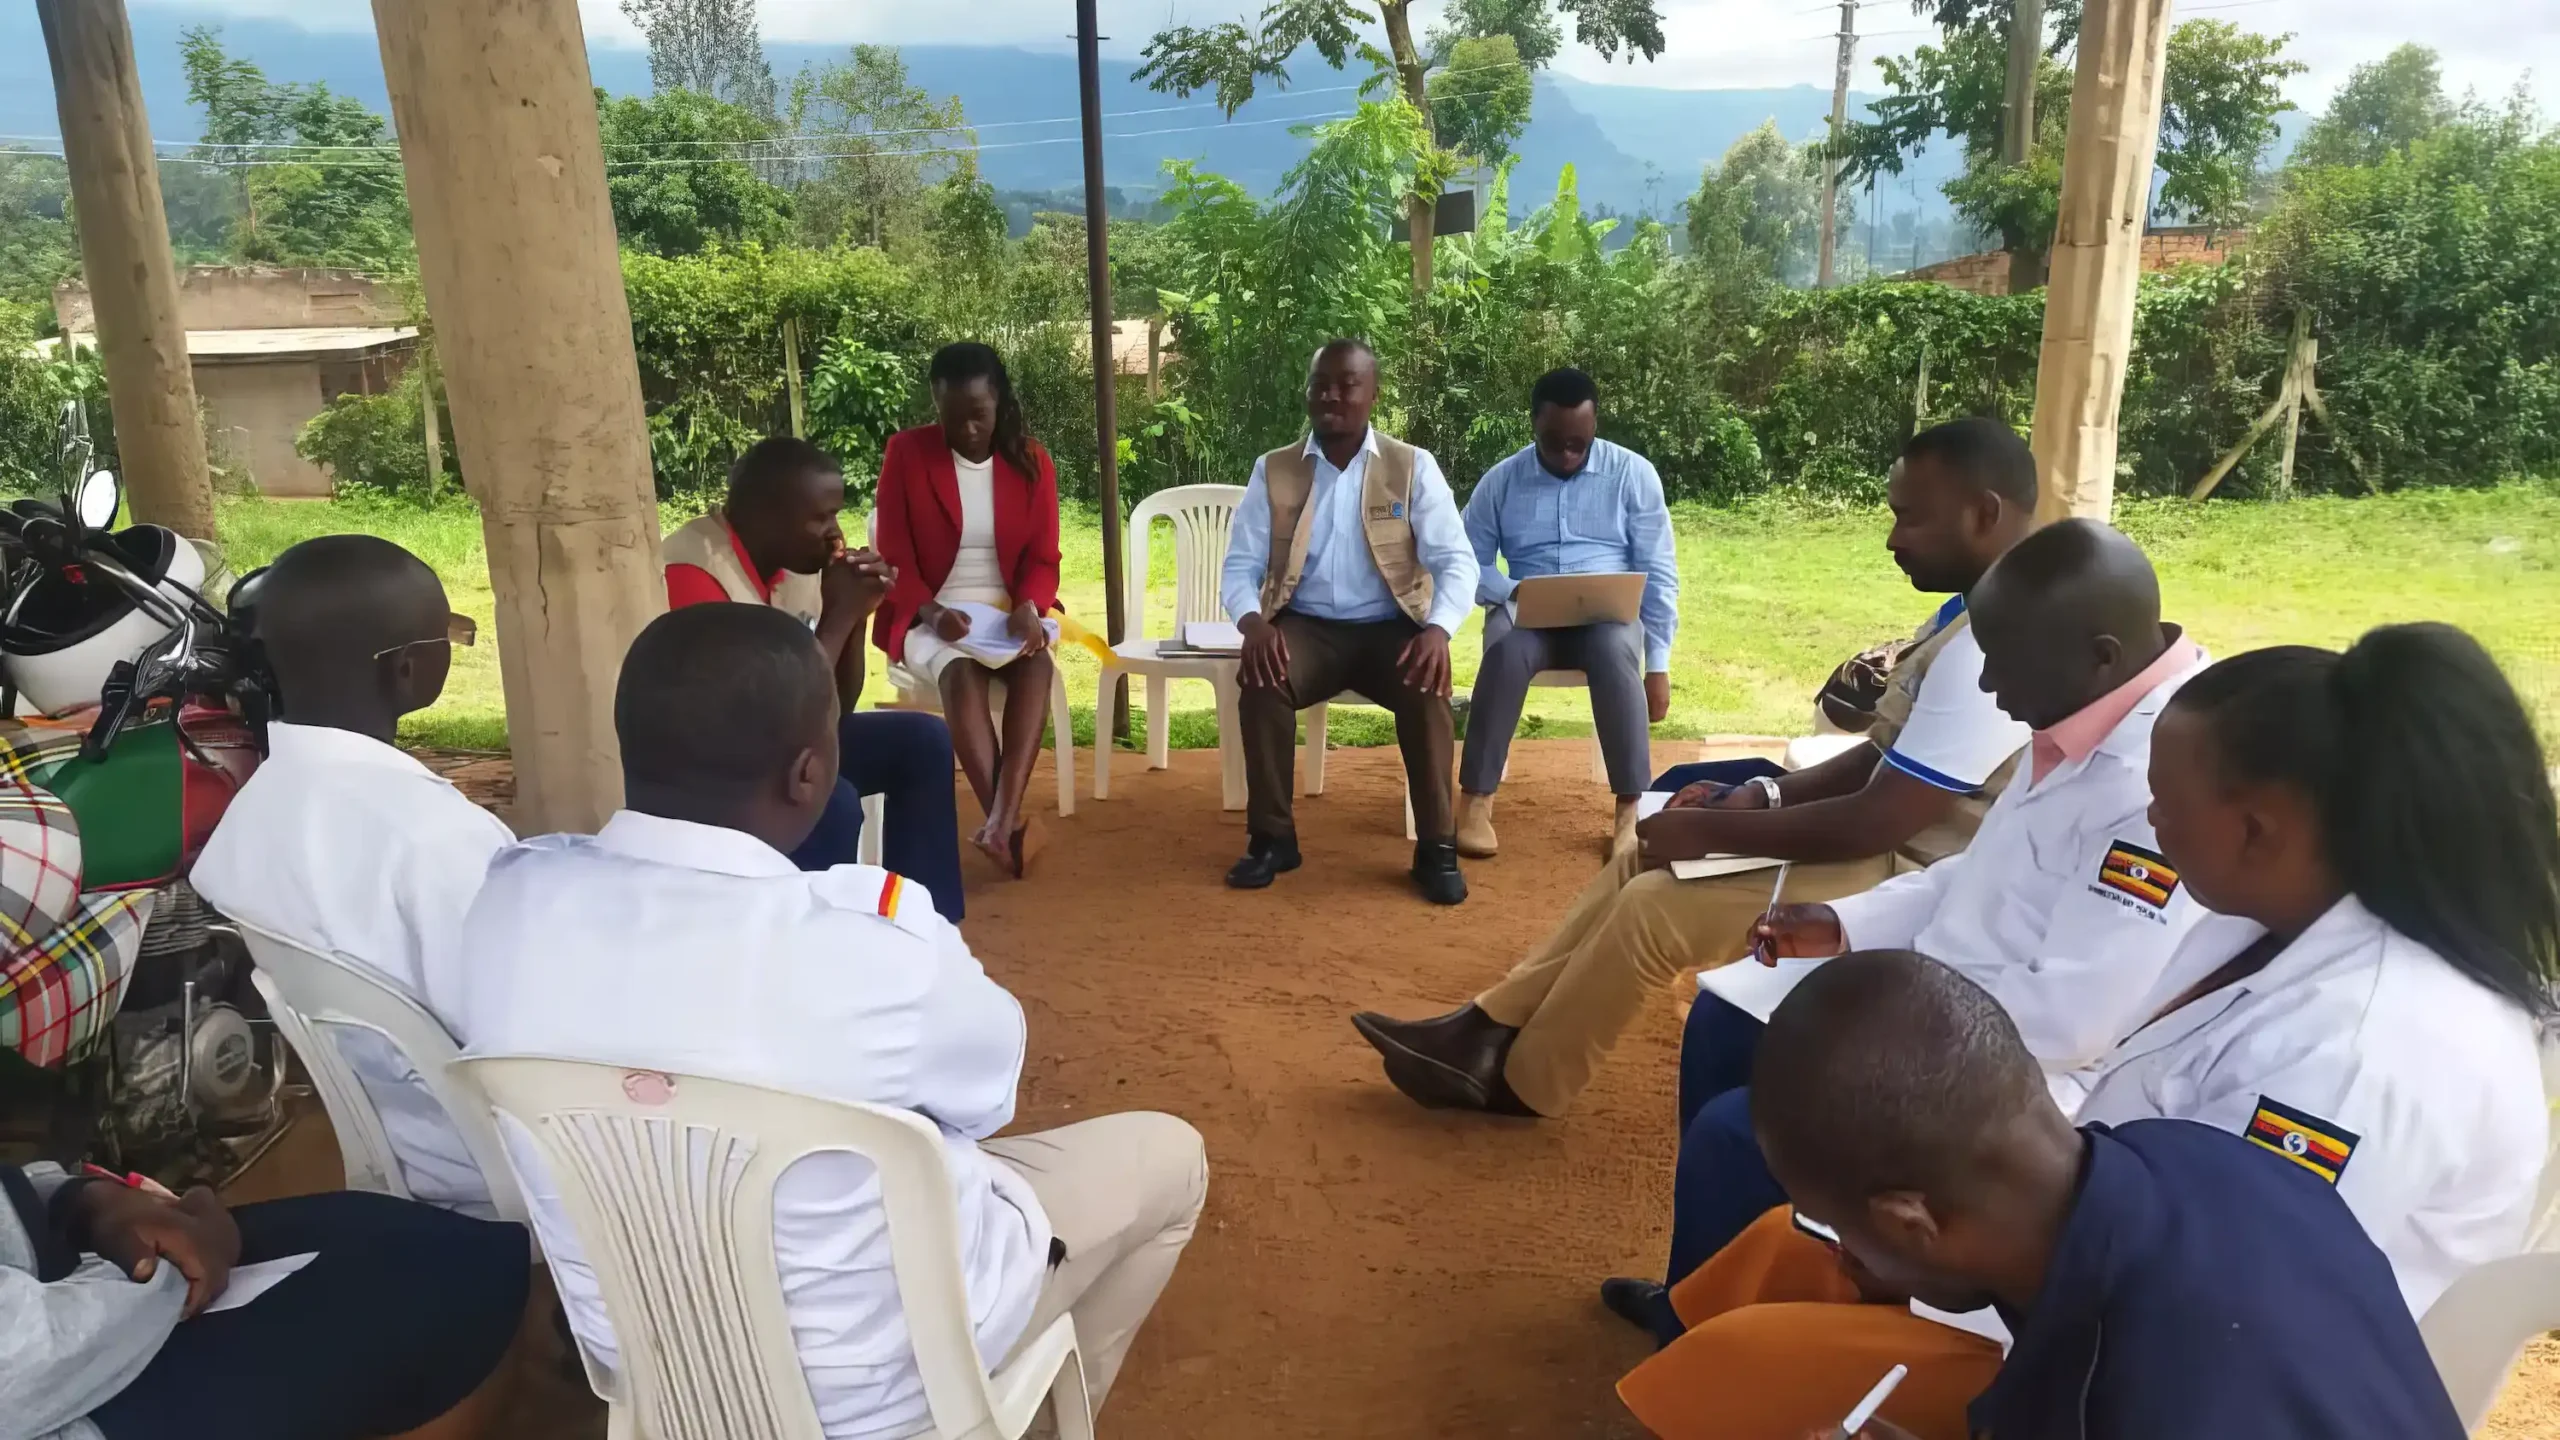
[1616,951,2466,1440]
[1221,338,1481,905]
[664,435,968,923]
[1351,418,2039,1117]
[454,603,1208,1437]
[193,534,510,1217]
[1455,366,1679,858]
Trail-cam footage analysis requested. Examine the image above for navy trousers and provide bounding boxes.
[1668,989,1784,1287]
[788,709,967,924]
[1650,755,1788,795]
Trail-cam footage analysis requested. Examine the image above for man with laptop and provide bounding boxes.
[1456,367,1681,858]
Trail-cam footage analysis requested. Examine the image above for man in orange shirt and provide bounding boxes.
[662,437,968,921]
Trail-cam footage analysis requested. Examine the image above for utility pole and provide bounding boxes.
[2001,0,2048,293]
[1077,0,1130,741]
[1816,0,1858,288]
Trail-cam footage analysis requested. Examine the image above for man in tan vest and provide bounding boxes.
[662,437,968,923]
[1351,418,2041,1113]
[1218,339,1481,904]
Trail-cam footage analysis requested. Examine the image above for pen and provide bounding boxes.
[1751,861,1791,964]
[1832,1363,1907,1438]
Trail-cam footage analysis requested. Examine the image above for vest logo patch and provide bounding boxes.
[2096,840,2179,907]
[2246,1096,2358,1184]
[1367,503,1405,521]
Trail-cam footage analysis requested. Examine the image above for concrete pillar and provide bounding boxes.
[38,0,218,540]
[2027,0,2172,524]
[372,0,664,833]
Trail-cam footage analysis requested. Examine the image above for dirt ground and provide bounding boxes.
[224,738,2557,1437]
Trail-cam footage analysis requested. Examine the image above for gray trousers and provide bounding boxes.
[1460,606,1651,796]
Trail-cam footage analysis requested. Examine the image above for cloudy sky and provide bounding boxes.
[145,0,2558,108]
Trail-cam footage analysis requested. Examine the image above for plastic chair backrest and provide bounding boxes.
[453,1055,1009,1440]
[1125,484,1244,642]
[235,919,526,1223]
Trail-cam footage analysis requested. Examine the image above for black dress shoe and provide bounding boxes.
[1411,839,1468,906]
[1350,1002,1523,1112]
[1225,834,1302,889]
[1600,1277,1682,1346]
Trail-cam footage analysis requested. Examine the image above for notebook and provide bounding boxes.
[1633,791,1789,881]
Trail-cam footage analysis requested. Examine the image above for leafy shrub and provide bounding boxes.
[292,370,456,502]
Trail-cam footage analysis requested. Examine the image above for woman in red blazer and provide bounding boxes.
[873,341,1063,877]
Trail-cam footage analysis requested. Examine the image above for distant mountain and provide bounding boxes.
[0,8,1973,225]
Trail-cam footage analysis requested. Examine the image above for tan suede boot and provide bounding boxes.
[1457,792,1499,858]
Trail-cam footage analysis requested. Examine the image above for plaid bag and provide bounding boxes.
[0,775,153,1067]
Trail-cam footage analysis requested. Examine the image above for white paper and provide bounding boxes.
[1908,1299,2014,1351]
[1695,953,1829,1023]
[1632,792,1788,881]
[941,601,1059,665]
[1179,620,1244,652]
[202,1251,318,1314]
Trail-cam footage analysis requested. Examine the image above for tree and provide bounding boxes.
[1685,120,1825,286]
[785,46,970,251]
[1431,35,1536,165]
[596,89,791,255]
[0,154,77,307]
[2293,44,2452,170]
[1841,16,2297,289]
[1428,0,1561,69]
[180,27,412,269]
[1135,0,1664,300]
[621,0,775,117]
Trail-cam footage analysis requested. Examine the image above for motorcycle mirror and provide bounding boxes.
[76,469,121,530]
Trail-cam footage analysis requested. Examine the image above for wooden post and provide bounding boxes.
[781,316,805,439]
[2027,0,2173,524]
[38,0,218,540]
[419,347,444,501]
[372,0,665,833]
[1146,316,1163,403]
[1816,0,1858,289]
[2001,0,2048,295]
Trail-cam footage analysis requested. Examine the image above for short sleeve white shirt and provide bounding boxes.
[1876,624,2031,794]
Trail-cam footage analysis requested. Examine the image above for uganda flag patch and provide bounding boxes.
[2246,1096,2359,1184]
[2097,840,2180,907]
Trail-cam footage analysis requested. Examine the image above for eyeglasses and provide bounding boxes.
[372,612,477,662]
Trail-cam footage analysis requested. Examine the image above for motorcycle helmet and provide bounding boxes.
[3,523,205,717]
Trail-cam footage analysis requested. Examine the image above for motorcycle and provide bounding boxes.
[0,402,284,1186]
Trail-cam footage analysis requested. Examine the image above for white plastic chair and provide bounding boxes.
[1092,484,1248,811]
[230,919,529,1227]
[2415,1034,2560,1431]
[867,512,1076,820]
[450,1055,1093,1440]
[1303,694,1421,842]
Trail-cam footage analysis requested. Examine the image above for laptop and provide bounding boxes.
[1509,572,1648,630]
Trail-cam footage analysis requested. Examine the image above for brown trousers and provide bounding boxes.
[1239,611,1454,844]
[1617,1207,2003,1440]
[1476,851,1897,1116]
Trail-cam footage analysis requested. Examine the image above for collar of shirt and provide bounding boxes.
[716,509,781,602]
[1300,427,1380,470]
[264,719,446,785]
[593,809,800,879]
[2028,630,2204,784]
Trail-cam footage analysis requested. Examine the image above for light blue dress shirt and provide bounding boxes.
[1462,438,1681,670]
[1221,429,1480,636]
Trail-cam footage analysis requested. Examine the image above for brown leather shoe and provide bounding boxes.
[1456,792,1499,858]
[1350,1003,1532,1114]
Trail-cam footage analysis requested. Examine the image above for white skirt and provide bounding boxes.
[907,583,1018,688]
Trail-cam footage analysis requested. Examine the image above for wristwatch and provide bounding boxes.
[1748,775,1784,808]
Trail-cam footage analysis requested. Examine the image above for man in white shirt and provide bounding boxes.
[192,534,511,1216]
[456,603,1205,1438]
[1353,419,2039,1118]
[1220,338,1481,904]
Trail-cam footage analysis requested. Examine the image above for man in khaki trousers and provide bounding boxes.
[1352,418,2045,1116]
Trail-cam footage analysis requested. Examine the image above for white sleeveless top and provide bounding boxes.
[938,452,1009,607]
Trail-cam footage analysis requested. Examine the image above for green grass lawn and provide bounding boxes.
[209,484,2560,754]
